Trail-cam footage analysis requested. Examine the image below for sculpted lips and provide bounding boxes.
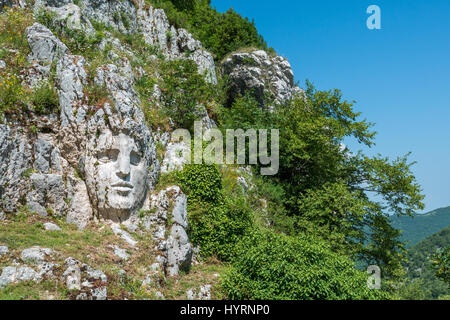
[112,182,134,194]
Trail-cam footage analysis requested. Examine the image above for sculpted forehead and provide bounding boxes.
[96,132,139,153]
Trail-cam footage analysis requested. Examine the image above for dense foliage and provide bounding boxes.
[221,229,388,300]
[432,246,449,285]
[175,165,253,261]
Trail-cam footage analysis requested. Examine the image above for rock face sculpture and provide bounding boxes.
[0,0,200,277]
[84,129,151,222]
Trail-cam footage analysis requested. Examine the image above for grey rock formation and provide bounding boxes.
[112,245,129,261]
[26,22,68,64]
[33,0,217,84]
[55,54,87,127]
[148,186,192,276]
[186,284,212,300]
[0,246,58,288]
[0,266,41,288]
[222,49,304,110]
[111,225,138,247]
[62,257,107,300]
[21,246,54,265]
[135,1,217,84]
[161,140,191,174]
[0,125,33,214]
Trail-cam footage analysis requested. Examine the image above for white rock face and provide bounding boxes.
[111,225,138,247]
[0,266,41,288]
[55,54,87,127]
[66,179,92,230]
[161,141,191,174]
[135,1,217,84]
[21,246,54,265]
[222,49,304,110]
[146,186,192,276]
[0,246,58,288]
[44,222,62,231]
[112,245,129,261]
[0,246,8,257]
[32,0,216,84]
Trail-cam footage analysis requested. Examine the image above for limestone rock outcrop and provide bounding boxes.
[0,246,57,289]
[34,0,217,84]
[147,186,193,277]
[0,0,208,279]
[221,49,304,110]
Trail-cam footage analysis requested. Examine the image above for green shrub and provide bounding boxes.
[221,229,389,300]
[31,82,59,115]
[0,72,27,115]
[159,59,216,130]
[176,164,252,261]
[219,93,277,130]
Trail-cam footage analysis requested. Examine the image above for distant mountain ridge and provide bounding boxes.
[390,207,450,247]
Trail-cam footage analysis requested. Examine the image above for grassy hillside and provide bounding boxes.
[403,226,450,299]
[390,207,450,247]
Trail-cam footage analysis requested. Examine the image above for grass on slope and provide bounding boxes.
[0,209,228,300]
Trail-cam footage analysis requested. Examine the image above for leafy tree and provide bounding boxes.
[267,82,425,286]
[393,279,430,300]
[432,246,450,285]
[169,0,197,11]
[218,81,425,289]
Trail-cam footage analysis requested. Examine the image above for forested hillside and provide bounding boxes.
[401,227,450,299]
[390,207,450,247]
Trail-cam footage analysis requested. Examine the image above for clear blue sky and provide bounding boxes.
[212,0,450,213]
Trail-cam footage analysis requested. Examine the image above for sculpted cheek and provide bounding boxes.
[132,165,148,196]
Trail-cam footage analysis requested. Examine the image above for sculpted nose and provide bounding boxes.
[116,154,131,179]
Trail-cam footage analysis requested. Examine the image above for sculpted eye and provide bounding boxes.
[130,151,142,166]
[98,149,119,163]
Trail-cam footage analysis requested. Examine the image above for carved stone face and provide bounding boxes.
[85,130,149,222]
